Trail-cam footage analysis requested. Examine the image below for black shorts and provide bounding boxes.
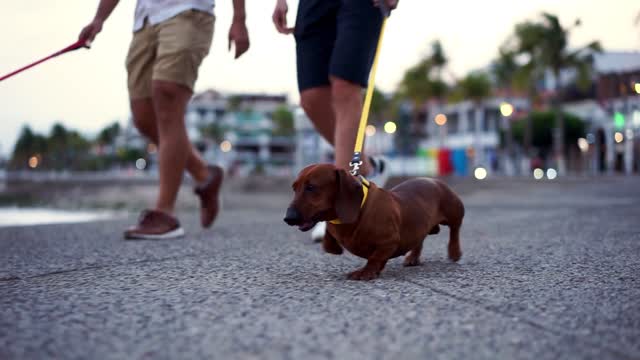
[294,0,384,92]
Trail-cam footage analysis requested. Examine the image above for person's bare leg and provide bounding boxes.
[301,83,372,175]
[150,80,198,214]
[330,76,372,174]
[300,87,336,146]
[130,98,210,184]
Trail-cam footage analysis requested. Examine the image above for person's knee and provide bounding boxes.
[330,77,360,109]
[300,88,327,114]
[152,81,191,112]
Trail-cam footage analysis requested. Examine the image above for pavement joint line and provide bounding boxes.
[0,253,207,283]
[400,277,637,360]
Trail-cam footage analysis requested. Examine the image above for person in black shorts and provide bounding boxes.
[273,0,398,173]
[273,0,398,240]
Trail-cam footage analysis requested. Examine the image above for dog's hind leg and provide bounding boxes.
[403,240,424,267]
[448,222,462,262]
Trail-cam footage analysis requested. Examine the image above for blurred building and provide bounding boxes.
[114,119,146,152]
[187,89,296,176]
[293,108,333,173]
[561,51,640,175]
[422,97,530,174]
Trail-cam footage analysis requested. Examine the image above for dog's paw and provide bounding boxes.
[347,269,379,281]
[448,246,462,262]
[403,256,421,267]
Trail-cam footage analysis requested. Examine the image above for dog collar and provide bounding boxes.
[329,176,370,225]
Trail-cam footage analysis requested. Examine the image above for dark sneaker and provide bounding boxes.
[368,156,389,188]
[124,209,185,240]
[194,165,224,228]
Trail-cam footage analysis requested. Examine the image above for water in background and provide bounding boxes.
[0,207,116,227]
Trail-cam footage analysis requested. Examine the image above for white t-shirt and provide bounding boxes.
[133,0,215,31]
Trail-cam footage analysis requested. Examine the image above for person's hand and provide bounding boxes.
[78,19,104,46]
[229,17,250,59]
[272,0,294,34]
[372,0,399,11]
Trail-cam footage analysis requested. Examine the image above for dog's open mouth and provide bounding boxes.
[298,221,317,232]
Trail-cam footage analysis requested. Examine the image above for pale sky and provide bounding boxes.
[0,0,638,156]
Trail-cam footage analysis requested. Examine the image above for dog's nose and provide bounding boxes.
[284,207,302,225]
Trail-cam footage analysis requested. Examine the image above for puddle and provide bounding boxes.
[0,207,117,227]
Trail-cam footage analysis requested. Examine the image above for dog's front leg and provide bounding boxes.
[347,243,398,281]
[322,231,343,255]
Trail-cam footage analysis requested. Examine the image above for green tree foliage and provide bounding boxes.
[271,105,295,136]
[456,72,492,103]
[370,87,389,125]
[10,126,48,169]
[511,111,585,157]
[508,13,601,168]
[199,122,226,143]
[97,122,121,145]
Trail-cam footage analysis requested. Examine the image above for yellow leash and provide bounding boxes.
[349,7,390,176]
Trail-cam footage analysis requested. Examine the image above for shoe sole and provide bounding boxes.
[310,221,327,242]
[201,166,224,229]
[124,227,185,240]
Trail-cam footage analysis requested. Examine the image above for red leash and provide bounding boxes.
[0,40,89,82]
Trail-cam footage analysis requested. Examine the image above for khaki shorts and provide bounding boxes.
[125,10,214,99]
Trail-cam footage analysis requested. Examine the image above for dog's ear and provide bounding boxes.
[335,169,364,224]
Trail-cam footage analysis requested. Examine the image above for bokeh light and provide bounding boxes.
[533,168,544,180]
[577,137,589,153]
[625,128,634,140]
[220,140,233,152]
[546,168,557,180]
[474,167,487,180]
[135,158,147,170]
[384,121,397,134]
[28,155,39,169]
[614,132,624,143]
[634,110,640,127]
[500,102,514,117]
[365,125,376,137]
[434,114,447,126]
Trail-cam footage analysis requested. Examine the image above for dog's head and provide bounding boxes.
[284,163,364,231]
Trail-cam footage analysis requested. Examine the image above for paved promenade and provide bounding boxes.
[1,177,639,359]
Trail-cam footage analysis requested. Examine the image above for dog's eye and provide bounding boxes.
[304,184,315,192]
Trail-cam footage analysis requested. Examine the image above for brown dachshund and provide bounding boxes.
[284,163,465,280]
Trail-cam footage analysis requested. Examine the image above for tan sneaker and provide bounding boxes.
[124,210,185,240]
[194,165,224,228]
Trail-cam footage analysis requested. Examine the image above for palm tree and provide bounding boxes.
[397,40,449,143]
[512,13,601,174]
[457,72,492,167]
[491,48,522,174]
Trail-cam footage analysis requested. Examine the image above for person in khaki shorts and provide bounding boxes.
[79,0,249,239]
